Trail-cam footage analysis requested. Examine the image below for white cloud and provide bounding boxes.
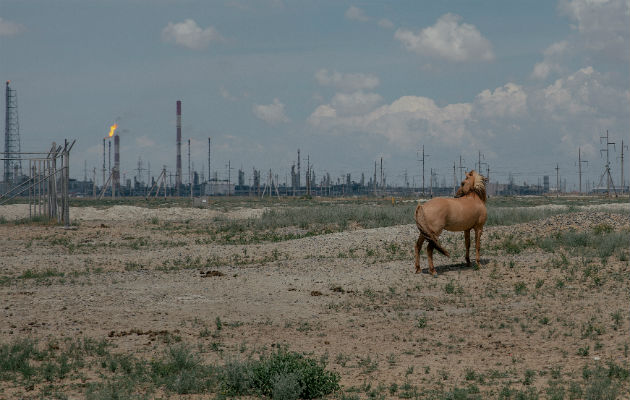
[394,13,494,62]
[220,87,237,102]
[330,91,382,116]
[537,66,598,118]
[378,18,395,29]
[559,0,630,60]
[308,104,336,123]
[525,65,630,158]
[0,17,25,36]
[543,40,570,57]
[308,64,629,164]
[531,41,569,79]
[162,19,223,50]
[532,62,553,80]
[345,6,370,22]
[314,69,380,92]
[253,98,289,124]
[309,94,473,146]
[527,65,629,145]
[474,83,528,118]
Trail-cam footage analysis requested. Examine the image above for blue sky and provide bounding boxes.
[1,0,628,190]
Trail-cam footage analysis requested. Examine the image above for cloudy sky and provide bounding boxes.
[1,0,628,190]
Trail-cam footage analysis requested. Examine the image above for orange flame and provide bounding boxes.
[108,123,118,138]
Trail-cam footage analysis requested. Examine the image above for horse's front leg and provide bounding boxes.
[414,235,425,274]
[464,230,471,267]
[474,228,483,267]
[427,242,437,276]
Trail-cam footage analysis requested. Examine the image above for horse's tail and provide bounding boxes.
[414,204,450,257]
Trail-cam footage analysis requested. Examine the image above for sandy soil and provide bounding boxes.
[0,202,628,398]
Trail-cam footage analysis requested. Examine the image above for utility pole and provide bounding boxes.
[306,155,311,196]
[453,162,457,195]
[486,164,490,195]
[380,157,383,193]
[477,151,488,176]
[598,130,617,197]
[188,139,192,200]
[477,151,482,171]
[418,145,430,197]
[623,140,627,194]
[555,164,560,198]
[227,160,232,196]
[458,155,466,182]
[208,138,212,186]
[577,147,588,194]
[297,149,301,194]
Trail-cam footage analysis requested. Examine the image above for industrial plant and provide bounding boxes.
[2,82,628,207]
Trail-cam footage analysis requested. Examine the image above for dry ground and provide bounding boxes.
[0,199,628,399]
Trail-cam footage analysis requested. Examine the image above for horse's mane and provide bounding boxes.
[470,170,487,203]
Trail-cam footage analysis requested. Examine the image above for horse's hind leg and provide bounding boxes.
[464,230,471,267]
[474,228,483,267]
[414,235,425,274]
[427,242,437,276]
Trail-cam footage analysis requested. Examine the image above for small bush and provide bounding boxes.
[220,358,255,395]
[514,282,527,295]
[272,372,303,400]
[252,348,340,399]
[150,345,215,394]
[592,223,613,235]
[0,339,39,380]
[583,364,620,400]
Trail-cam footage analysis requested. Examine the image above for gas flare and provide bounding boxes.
[108,123,118,137]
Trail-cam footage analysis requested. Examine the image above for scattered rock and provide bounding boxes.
[200,270,224,278]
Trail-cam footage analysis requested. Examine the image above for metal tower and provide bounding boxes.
[176,100,182,194]
[4,81,22,183]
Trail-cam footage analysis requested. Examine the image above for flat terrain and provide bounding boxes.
[0,197,628,399]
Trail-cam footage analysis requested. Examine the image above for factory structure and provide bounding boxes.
[3,87,628,200]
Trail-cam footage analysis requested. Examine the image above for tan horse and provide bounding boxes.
[414,170,488,275]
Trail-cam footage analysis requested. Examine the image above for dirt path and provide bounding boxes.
[0,204,628,398]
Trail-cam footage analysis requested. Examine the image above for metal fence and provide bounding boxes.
[0,140,75,226]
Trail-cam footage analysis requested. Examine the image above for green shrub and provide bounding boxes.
[583,364,620,400]
[514,282,527,295]
[0,339,39,380]
[252,348,340,399]
[150,345,215,394]
[219,358,255,395]
[537,230,627,260]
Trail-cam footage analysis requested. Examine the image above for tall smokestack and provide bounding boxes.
[208,138,211,185]
[297,149,301,190]
[102,138,106,187]
[176,100,182,195]
[114,134,120,193]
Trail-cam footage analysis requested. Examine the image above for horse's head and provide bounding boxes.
[455,170,487,201]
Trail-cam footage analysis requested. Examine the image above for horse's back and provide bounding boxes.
[421,196,485,232]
